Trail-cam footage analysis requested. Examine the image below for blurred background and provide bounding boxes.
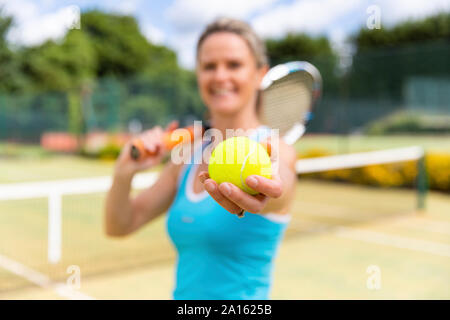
[0,0,449,299]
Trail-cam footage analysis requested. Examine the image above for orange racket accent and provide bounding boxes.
[260,141,272,157]
[130,126,199,161]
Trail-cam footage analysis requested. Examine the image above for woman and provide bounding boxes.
[105,18,297,300]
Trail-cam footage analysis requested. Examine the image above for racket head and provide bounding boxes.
[260,61,322,145]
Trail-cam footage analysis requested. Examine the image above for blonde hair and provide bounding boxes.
[196,17,268,68]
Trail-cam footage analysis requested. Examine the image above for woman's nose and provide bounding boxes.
[212,65,230,82]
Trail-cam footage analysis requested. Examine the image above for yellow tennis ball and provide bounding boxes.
[208,136,272,195]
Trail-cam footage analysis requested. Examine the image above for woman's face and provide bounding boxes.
[196,32,266,117]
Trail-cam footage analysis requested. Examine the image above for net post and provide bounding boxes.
[48,191,62,264]
[416,153,427,213]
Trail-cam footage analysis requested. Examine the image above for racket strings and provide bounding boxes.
[262,72,314,136]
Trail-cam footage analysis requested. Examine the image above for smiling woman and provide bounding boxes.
[104,17,297,300]
[195,18,269,121]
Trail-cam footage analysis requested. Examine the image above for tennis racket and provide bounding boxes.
[130,125,200,161]
[260,61,322,145]
[236,61,321,217]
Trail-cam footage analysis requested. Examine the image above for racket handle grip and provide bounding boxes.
[130,138,160,161]
[130,126,197,161]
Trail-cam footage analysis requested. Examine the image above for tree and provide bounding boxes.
[81,10,153,77]
[21,30,96,92]
[20,10,181,92]
[0,11,27,92]
[354,13,450,50]
[0,8,204,138]
[122,94,169,127]
[349,13,450,100]
[265,33,339,94]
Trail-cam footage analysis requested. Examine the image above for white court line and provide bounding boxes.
[0,254,94,300]
[287,220,450,258]
[294,201,415,222]
[390,217,450,236]
[335,227,450,258]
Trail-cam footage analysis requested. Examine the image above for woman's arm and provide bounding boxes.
[255,141,297,214]
[104,161,181,237]
[104,123,182,237]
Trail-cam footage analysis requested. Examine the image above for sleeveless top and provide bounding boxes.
[166,126,290,300]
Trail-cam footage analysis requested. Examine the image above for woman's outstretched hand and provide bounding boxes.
[198,171,283,216]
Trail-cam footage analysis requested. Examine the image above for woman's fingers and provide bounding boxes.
[218,182,268,214]
[165,120,179,132]
[198,171,210,183]
[199,169,281,215]
[203,179,243,215]
[245,174,283,198]
[141,127,164,154]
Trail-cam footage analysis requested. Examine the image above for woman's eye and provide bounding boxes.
[228,61,241,69]
[203,63,215,70]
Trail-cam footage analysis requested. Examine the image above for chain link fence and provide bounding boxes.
[0,41,449,143]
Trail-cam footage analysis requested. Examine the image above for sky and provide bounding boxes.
[0,0,448,69]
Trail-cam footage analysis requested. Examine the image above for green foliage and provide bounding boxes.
[266,33,336,64]
[97,143,121,160]
[21,31,96,92]
[1,9,181,94]
[1,7,447,141]
[349,13,450,100]
[68,91,83,136]
[81,10,153,77]
[121,94,169,127]
[0,12,13,78]
[0,9,205,140]
[366,111,450,135]
[0,9,11,41]
[119,69,205,128]
[355,13,450,50]
[266,33,339,94]
[0,11,28,92]
[173,69,205,121]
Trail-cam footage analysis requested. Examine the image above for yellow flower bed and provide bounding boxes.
[298,148,449,192]
[426,153,450,191]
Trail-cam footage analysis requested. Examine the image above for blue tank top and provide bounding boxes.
[166,126,290,300]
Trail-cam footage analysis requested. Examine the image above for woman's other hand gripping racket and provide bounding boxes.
[115,121,179,179]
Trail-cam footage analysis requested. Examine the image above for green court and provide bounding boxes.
[1,183,448,299]
[0,136,449,299]
[0,167,448,299]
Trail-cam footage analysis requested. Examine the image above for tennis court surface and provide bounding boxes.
[0,146,448,299]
